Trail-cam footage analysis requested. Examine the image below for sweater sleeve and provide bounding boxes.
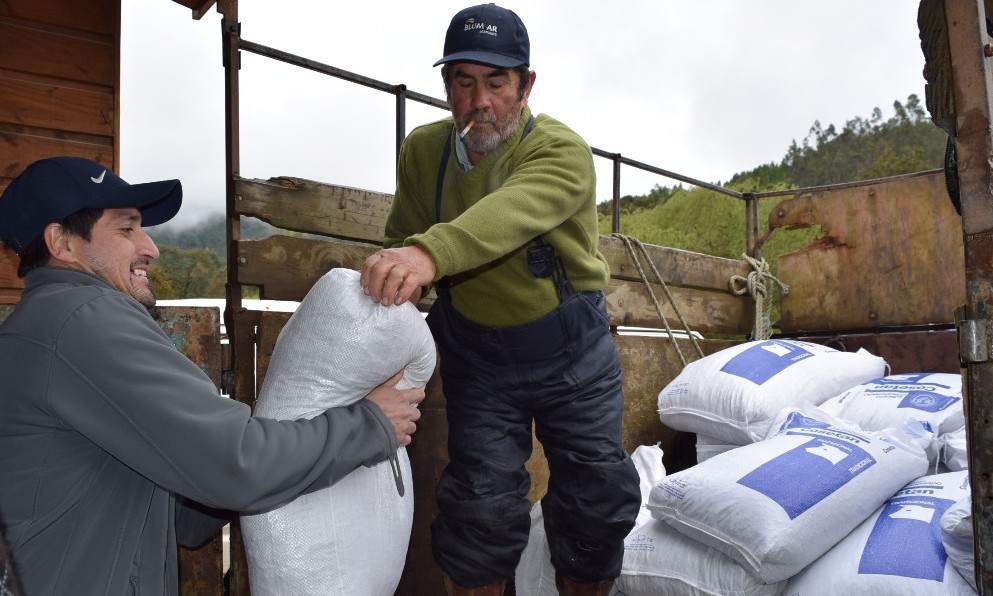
[46,294,396,512]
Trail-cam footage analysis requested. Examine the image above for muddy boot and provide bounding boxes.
[443,574,506,596]
[555,571,614,596]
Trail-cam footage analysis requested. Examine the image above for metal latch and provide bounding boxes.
[957,319,993,363]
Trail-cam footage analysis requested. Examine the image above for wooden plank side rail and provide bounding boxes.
[233,175,755,336]
[234,176,390,242]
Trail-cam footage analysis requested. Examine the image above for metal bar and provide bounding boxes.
[396,85,407,170]
[591,148,744,199]
[239,39,450,112]
[743,193,757,258]
[221,4,242,326]
[752,168,944,200]
[944,0,993,592]
[612,155,621,233]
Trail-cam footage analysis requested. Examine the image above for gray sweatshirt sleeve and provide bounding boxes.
[46,293,396,512]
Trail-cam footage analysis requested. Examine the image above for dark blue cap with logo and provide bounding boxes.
[0,157,182,256]
[434,3,529,68]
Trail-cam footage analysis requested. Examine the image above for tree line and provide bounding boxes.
[149,95,948,300]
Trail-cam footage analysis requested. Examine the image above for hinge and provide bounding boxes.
[958,319,993,363]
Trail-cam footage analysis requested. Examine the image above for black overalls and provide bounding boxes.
[427,119,641,586]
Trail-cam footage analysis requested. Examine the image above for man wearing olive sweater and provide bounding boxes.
[360,5,640,596]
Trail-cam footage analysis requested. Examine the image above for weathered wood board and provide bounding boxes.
[770,171,965,332]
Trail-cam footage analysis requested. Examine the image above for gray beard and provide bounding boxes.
[462,105,522,155]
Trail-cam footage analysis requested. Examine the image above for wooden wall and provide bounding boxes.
[0,0,120,302]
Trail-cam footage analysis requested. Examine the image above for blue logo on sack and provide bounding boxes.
[899,391,961,413]
[720,340,815,385]
[737,434,874,519]
[858,493,955,580]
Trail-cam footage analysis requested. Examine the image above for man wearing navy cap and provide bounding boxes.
[0,157,425,596]
[360,5,641,595]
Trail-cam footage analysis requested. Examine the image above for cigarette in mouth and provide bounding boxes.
[459,120,476,138]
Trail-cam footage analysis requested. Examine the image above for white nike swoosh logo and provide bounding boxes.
[91,171,106,184]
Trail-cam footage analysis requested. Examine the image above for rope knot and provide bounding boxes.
[729,254,789,341]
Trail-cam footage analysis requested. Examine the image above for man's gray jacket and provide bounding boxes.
[0,267,398,595]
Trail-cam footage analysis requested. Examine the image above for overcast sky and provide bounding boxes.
[120,1,928,230]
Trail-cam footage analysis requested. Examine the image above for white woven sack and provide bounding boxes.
[647,406,930,584]
[657,340,887,445]
[939,427,968,472]
[240,268,436,596]
[941,495,976,591]
[617,518,786,596]
[514,445,664,596]
[818,373,964,463]
[785,471,974,595]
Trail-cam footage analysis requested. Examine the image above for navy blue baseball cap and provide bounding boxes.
[0,157,182,256]
[434,3,529,68]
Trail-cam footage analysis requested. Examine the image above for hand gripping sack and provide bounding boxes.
[785,471,974,595]
[657,340,887,445]
[647,406,930,584]
[240,268,436,596]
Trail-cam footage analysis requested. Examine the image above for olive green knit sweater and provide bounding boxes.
[385,107,609,327]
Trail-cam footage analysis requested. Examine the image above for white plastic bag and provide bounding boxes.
[648,406,930,584]
[658,340,887,444]
[241,268,436,596]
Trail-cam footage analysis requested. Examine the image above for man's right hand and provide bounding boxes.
[365,371,425,447]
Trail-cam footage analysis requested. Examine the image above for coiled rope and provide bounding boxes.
[612,233,704,366]
[728,253,790,341]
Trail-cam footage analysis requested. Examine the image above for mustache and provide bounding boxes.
[464,111,496,125]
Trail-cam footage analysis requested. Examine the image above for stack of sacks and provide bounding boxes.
[514,445,665,596]
[817,373,964,466]
[647,406,930,585]
[785,470,975,595]
[941,495,976,592]
[658,340,887,447]
[240,268,437,596]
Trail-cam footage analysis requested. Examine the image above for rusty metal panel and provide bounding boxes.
[772,171,965,332]
[150,306,225,596]
[786,329,960,375]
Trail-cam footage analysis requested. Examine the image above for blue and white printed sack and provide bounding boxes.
[617,517,787,596]
[785,471,974,595]
[818,373,964,463]
[657,340,887,445]
[647,406,929,584]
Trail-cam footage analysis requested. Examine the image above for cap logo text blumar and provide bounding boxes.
[463,17,498,36]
